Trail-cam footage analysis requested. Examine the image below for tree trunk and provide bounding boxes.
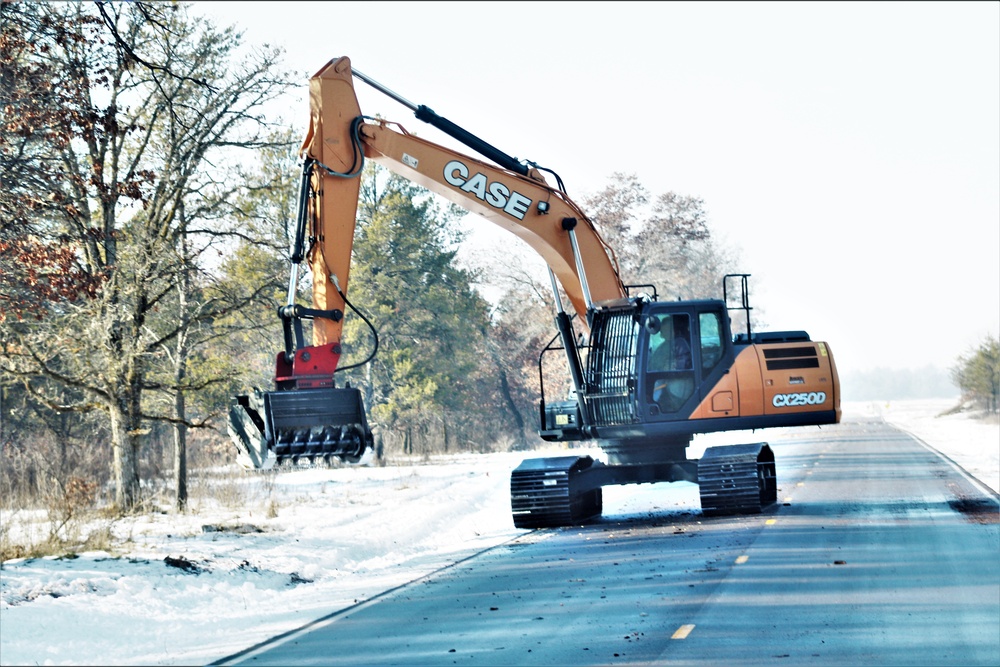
[173,388,187,512]
[496,366,526,448]
[442,415,449,454]
[173,232,190,512]
[108,393,141,512]
[107,300,145,513]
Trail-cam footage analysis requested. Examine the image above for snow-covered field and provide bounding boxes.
[1,399,997,666]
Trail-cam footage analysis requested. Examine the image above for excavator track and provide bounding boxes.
[510,456,603,529]
[697,443,777,516]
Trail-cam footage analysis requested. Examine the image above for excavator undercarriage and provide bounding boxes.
[509,443,777,528]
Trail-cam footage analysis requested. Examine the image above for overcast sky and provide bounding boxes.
[193,1,999,378]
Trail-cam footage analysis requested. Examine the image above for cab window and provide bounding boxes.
[647,314,692,372]
[699,311,723,373]
[646,313,695,413]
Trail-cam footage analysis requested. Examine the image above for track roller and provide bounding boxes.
[510,456,603,528]
[697,443,777,516]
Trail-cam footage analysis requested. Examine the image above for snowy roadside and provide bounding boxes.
[854,398,1000,496]
[0,452,535,666]
[1,399,997,666]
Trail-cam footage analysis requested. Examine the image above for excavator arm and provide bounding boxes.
[228,56,629,468]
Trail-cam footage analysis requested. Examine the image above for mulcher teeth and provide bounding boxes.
[228,387,372,470]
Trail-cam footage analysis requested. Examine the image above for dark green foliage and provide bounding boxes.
[342,167,492,428]
[951,334,1000,413]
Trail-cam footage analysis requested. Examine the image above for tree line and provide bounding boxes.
[0,2,738,516]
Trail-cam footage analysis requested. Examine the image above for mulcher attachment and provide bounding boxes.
[697,443,777,515]
[228,387,373,470]
[510,456,603,529]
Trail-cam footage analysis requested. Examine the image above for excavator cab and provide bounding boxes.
[538,297,736,440]
[638,302,734,421]
[539,273,838,447]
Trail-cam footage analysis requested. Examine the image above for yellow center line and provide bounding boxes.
[671,624,696,640]
[765,519,777,525]
[783,497,793,503]
[735,555,749,564]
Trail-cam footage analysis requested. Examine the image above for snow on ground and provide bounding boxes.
[1,399,997,666]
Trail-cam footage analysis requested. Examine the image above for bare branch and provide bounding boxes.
[94,1,215,91]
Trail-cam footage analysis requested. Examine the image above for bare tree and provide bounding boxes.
[0,2,295,512]
[582,173,740,301]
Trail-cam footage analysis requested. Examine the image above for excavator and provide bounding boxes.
[228,56,841,528]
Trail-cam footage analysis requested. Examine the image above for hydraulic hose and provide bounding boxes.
[330,276,379,374]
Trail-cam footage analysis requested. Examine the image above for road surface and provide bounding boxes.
[216,414,1000,666]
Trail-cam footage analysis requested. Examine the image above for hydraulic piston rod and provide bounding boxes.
[351,66,530,177]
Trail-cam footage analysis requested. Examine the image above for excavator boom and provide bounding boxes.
[303,57,627,324]
[228,56,627,468]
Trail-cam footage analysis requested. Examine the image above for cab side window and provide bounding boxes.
[699,311,723,373]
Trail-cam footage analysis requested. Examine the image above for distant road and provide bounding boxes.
[217,414,1000,666]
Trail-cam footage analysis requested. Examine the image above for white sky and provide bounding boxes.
[193,1,999,377]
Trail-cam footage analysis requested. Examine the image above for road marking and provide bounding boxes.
[671,624,696,639]
[783,497,793,503]
[796,482,805,487]
[735,555,749,564]
[765,519,777,525]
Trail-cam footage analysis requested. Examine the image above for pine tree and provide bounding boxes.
[952,335,1000,413]
[340,168,492,453]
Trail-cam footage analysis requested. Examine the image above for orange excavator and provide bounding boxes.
[228,57,841,528]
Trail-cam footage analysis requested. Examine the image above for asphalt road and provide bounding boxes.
[218,415,1000,666]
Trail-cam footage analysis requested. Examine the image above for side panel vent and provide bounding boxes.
[762,345,820,371]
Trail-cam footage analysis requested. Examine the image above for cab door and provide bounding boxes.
[637,302,734,422]
[695,306,737,414]
[639,305,695,422]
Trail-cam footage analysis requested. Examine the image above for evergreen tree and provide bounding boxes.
[340,167,492,453]
[952,334,1000,413]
